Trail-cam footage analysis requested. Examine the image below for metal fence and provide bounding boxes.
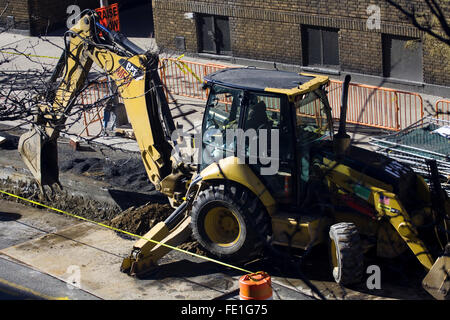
[79,58,428,135]
[436,99,450,121]
[327,80,423,131]
[159,58,228,101]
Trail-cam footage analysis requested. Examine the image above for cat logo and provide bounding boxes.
[115,58,144,84]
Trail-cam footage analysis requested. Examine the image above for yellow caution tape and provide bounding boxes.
[0,50,59,59]
[0,189,253,274]
[175,60,203,83]
[161,54,203,84]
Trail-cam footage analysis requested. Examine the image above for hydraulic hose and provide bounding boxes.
[95,22,146,55]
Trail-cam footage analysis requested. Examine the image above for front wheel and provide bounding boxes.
[329,222,364,286]
[190,183,271,263]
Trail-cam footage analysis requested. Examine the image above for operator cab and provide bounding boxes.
[202,68,333,209]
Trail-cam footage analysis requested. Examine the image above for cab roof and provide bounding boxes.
[204,68,329,99]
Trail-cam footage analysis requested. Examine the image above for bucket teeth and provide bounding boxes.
[18,127,60,190]
[120,251,159,278]
[422,253,450,300]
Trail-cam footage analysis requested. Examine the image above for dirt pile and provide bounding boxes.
[108,202,173,236]
[0,178,120,221]
[0,178,204,255]
[107,202,206,255]
[0,128,204,255]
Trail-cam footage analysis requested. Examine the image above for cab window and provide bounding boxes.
[242,92,295,205]
[202,85,243,167]
[295,90,332,147]
[294,89,332,192]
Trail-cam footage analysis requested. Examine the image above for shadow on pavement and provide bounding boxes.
[0,211,21,221]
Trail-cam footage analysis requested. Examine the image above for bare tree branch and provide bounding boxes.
[385,0,450,45]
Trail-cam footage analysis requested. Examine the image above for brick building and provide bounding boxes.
[0,0,93,34]
[152,0,450,95]
[0,0,150,36]
[1,0,447,94]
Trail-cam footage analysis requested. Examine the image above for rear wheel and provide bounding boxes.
[329,222,364,286]
[191,183,271,263]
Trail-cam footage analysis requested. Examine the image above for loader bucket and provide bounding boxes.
[422,254,450,300]
[18,127,60,188]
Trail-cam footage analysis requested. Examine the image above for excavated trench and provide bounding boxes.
[0,178,204,255]
[0,126,203,254]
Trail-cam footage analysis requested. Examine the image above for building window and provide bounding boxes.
[197,14,231,55]
[302,26,340,68]
[382,34,423,82]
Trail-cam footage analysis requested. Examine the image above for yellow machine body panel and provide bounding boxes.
[200,156,277,215]
[264,73,329,102]
[89,50,171,189]
[271,214,332,250]
[321,157,436,270]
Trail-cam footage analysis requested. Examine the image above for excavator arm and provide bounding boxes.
[19,12,183,196]
[18,12,196,276]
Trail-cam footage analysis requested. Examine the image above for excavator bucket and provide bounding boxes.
[422,251,450,300]
[121,216,192,277]
[18,127,60,189]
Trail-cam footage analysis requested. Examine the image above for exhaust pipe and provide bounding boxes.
[334,75,351,156]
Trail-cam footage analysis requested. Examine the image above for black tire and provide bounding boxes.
[329,222,364,286]
[191,183,271,263]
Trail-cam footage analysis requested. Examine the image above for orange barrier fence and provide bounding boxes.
[158,58,424,131]
[436,99,450,121]
[78,79,124,137]
[159,58,228,101]
[327,80,423,131]
[78,81,108,136]
[78,58,427,136]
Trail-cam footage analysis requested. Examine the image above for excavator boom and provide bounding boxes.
[18,11,195,277]
[18,12,178,195]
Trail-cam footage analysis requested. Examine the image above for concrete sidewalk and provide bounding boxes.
[0,198,316,300]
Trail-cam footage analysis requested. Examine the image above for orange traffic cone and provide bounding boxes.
[239,271,272,300]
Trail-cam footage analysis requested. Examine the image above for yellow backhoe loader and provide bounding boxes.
[17,11,449,299]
